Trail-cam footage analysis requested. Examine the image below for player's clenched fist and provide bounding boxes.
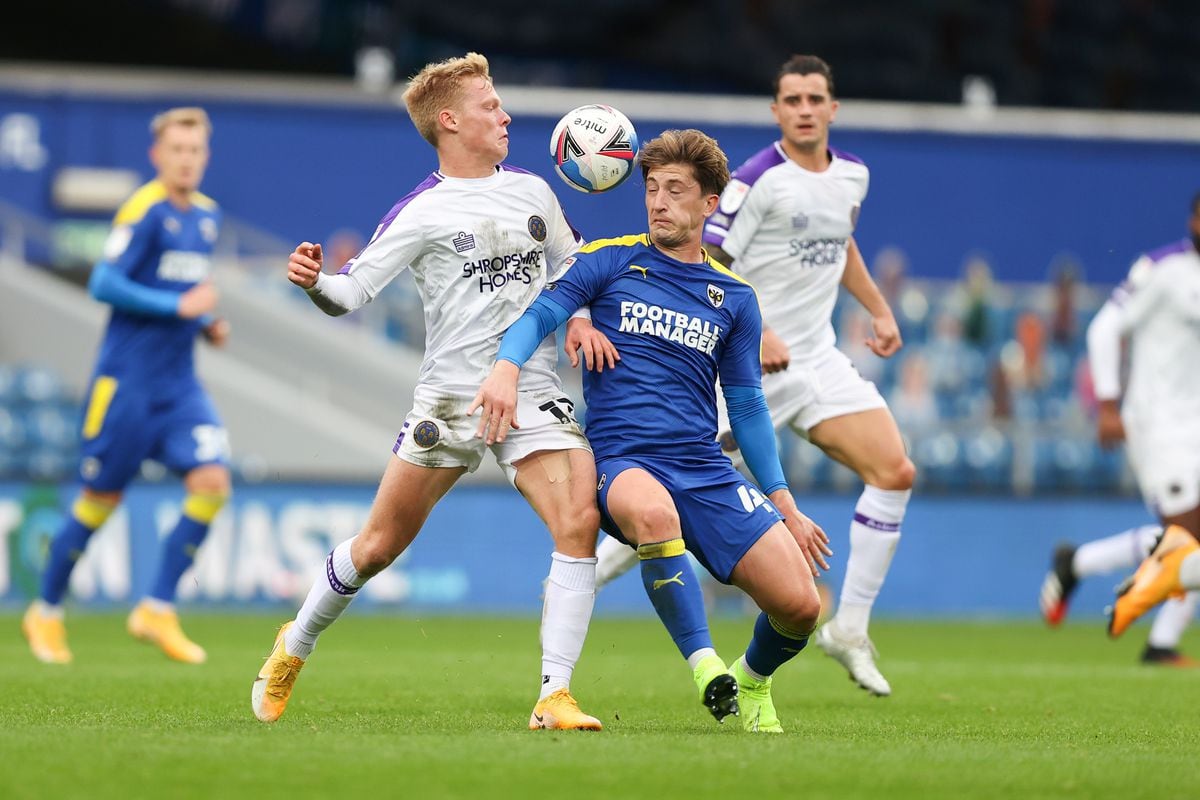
[288,242,324,289]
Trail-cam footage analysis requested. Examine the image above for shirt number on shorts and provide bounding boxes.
[736,484,769,513]
[193,424,230,462]
[538,397,577,424]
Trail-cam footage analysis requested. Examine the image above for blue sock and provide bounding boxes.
[638,538,712,659]
[39,495,116,605]
[148,515,210,603]
[745,612,810,678]
[148,493,224,603]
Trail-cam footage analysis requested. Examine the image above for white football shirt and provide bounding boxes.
[1104,239,1200,433]
[324,165,582,396]
[704,142,869,359]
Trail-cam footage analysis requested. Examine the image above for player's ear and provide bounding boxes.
[702,193,720,217]
[438,108,458,134]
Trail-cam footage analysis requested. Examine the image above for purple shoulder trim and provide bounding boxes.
[1144,238,1193,264]
[830,146,866,166]
[499,163,538,176]
[339,173,442,274]
[731,143,787,187]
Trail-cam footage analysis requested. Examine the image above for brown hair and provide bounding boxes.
[773,54,835,98]
[149,107,211,140]
[402,52,492,146]
[638,129,730,198]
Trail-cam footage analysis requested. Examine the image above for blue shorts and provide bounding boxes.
[77,374,229,491]
[595,454,783,584]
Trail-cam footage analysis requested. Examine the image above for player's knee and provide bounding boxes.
[628,503,680,541]
[186,465,232,497]
[869,456,915,491]
[774,592,821,635]
[353,529,402,576]
[549,505,600,557]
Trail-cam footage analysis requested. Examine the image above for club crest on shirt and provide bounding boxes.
[706,283,725,308]
[452,231,476,253]
[792,212,809,231]
[412,420,441,448]
[199,217,219,243]
[163,216,181,235]
[527,215,547,242]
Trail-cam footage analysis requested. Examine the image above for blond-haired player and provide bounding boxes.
[251,53,611,730]
[23,107,230,665]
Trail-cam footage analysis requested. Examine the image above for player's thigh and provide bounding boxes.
[808,407,913,489]
[729,521,821,626]
[354,455,465,571]
[602,466,682,546]
[512,447,599,558]
[77,376,155,492]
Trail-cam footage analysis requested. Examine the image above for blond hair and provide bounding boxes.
[639,129,730,198]
[402,52,492,146]
[149,107,211,140]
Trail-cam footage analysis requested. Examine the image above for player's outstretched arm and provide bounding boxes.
[287,242,369,317]
[841,237,902,358]
[471,295,574,444]
[89,262,217,319]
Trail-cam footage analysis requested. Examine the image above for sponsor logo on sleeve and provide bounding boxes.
[718,179,750,214]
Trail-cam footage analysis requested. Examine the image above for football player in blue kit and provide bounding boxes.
[23,107,230,665]
[474,129,832,732]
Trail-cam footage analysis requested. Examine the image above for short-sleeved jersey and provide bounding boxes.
[94,180,221,385]
[339,165,581,396]
[1108,239,1200,431]
[540,234,764,462]
[703,143,869,359]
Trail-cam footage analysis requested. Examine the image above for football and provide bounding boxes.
[549,104,639,193]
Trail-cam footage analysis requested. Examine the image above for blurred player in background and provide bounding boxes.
[22,107,229,665]
[592,54,913,697]
[1040,524,1197,665]
[254,53,614,731]
[1094,194,1200,637]
[475,129,831,733]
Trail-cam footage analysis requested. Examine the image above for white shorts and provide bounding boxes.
[393,384,591,485]
[1124,420,1200,518]
[748,347,887,438]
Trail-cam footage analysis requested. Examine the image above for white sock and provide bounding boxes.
[143,597,174,614]
[1072,525,1161,577]
[1180,551,1200,591]
[595,534,638,589]
[1147,592,1198,649]
[736,654,767,682]
[539,552,597,700]
[835,486,908,639]
[686,647,718,671]
[286,537,365,660]
[34,600,64,620]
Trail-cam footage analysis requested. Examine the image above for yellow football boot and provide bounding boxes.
[1109,526,1199,638]
[251,621,306,723]
[22,604,72,664]
[528,688,603,731]
[127,601,207,664]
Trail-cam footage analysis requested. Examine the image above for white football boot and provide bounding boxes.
[814,622,892,697]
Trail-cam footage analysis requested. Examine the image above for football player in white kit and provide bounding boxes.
[251,53,612,730]
[1095,194,1200,638]
[592,55,914,696]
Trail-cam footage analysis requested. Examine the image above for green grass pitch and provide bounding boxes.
[1,613,1197,799]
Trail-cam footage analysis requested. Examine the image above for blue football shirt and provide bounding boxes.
[541,233,763,462]
[93,180,221,385]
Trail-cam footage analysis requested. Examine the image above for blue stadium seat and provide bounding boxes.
[15,365,66,407]
[912,431,964,491]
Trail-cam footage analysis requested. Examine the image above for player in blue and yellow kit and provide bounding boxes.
[22,108,230,665]
[475,130,832,732]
